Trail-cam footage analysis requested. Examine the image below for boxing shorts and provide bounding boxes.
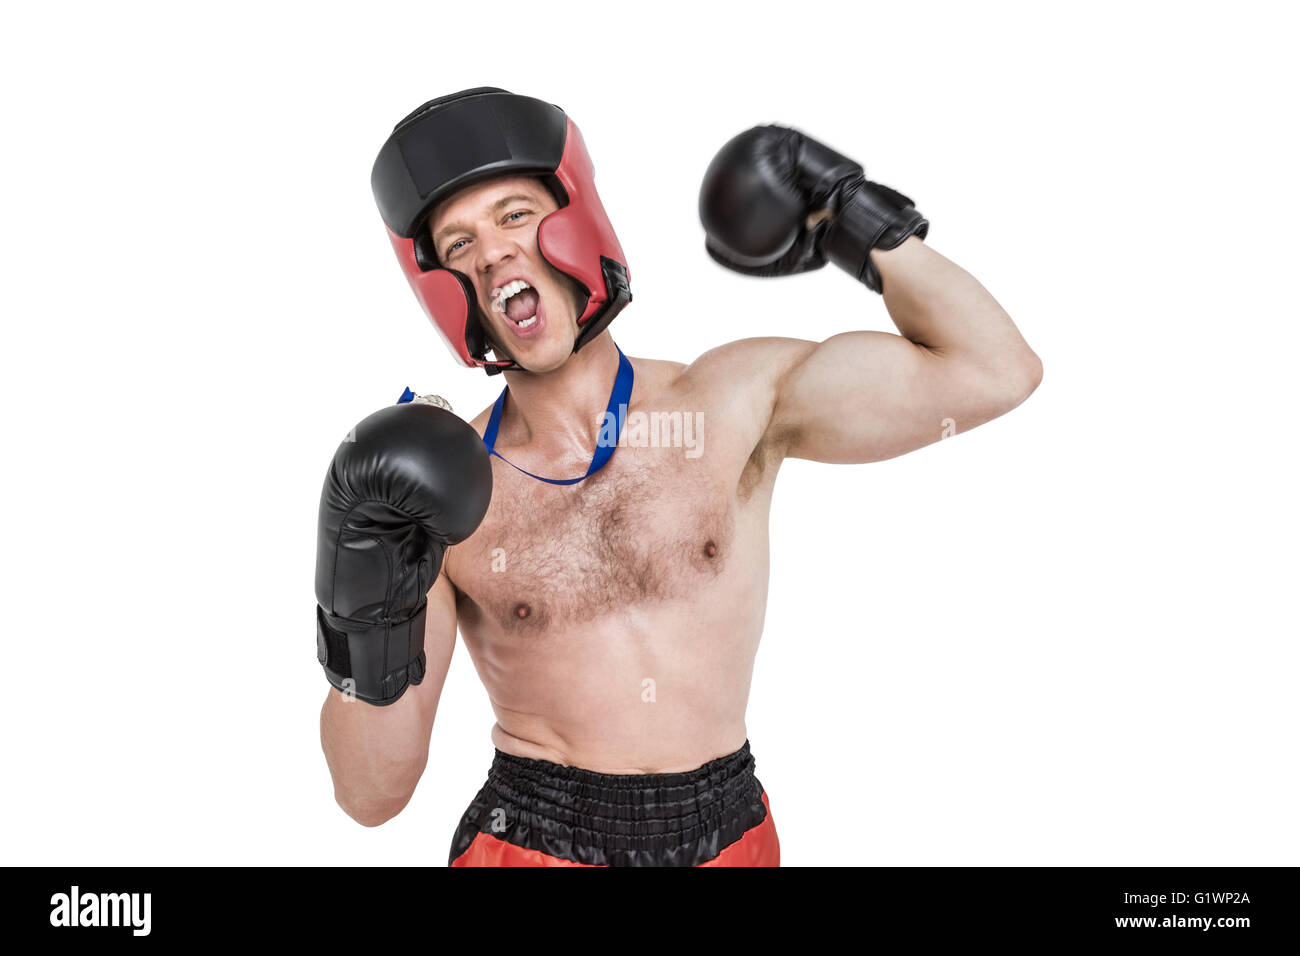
[449,740,779,866]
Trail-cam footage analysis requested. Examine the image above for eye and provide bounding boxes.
[505,210,529,223]
[445,238,467,258]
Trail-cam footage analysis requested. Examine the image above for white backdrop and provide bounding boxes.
[2,0,1295,866]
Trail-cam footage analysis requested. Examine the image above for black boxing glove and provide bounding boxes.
[698,125,928,293]
[315,403,492,705]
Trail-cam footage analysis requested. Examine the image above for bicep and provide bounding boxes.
[770,330,997,464]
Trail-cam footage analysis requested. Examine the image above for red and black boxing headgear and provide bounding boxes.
[371,88,632,374]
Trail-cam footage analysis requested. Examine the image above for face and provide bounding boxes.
[428,174,588,373]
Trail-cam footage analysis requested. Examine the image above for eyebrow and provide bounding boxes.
[432,194,538,247]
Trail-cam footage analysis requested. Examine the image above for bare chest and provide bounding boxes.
[449,450,736,633]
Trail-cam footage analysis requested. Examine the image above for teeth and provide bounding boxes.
[491,279,532,313]
[515,314,537,329]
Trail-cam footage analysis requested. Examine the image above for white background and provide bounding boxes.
[2,0,1295,866]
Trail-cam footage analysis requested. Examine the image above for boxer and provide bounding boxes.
[316,89,1042,866]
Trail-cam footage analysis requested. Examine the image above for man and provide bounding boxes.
[315,88,1042,866]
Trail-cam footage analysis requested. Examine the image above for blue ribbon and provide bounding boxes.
[481,347,633,485]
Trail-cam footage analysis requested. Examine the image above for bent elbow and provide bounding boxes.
[336,790,415,827]
[1016,349,1043,403]
[352,807,400,828]
[968,350,1043,422]
[338,796,408,827]
[993,349,1043,411]
[1019,348,1040,395]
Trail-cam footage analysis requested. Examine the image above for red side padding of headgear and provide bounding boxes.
[386,225,498,370]
[538,118,628,326]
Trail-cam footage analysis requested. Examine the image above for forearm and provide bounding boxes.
[873,237,1041,386]
[320,689,430,826]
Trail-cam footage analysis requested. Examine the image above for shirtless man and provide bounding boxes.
[315,88,1042,866]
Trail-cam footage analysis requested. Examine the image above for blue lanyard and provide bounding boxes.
[480,346,633,485]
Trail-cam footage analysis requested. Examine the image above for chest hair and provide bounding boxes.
[455,453,734,633]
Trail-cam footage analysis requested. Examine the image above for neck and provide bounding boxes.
[497,332,621,455]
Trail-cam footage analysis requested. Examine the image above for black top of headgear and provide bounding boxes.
[371,87,568,240]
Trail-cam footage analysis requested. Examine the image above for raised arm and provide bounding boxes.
[699,123,1041,464]
[769,239,1040,463]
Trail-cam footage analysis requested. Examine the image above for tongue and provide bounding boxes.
[506,289,539,323]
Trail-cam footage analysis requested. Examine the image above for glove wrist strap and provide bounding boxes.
[316,603,428,706]
[825,182,929,293]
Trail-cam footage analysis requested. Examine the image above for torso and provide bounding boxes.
[445,356,782,773]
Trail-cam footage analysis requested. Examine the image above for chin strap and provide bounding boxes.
[480,346,633,485]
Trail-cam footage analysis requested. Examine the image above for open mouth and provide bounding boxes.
[492,279,541,330]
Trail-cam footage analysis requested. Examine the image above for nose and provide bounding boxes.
[474,225,518,278]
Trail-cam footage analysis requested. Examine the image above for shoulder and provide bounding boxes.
[681,337,816,388]
[670,338,817,418]
[635,339,819,467]
[630,337,820,420]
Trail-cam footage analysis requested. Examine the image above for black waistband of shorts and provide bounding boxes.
[488,740,760,823]
[450,740,768,865]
